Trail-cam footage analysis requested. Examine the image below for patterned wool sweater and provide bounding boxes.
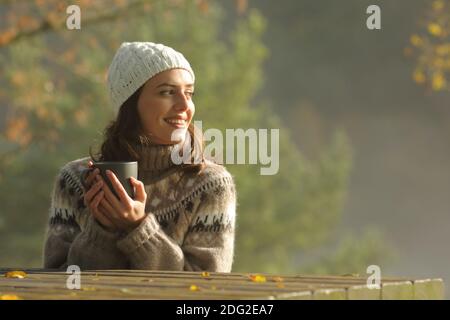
[42,142,237,272]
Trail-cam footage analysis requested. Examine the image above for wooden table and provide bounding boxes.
[0,268,444,300]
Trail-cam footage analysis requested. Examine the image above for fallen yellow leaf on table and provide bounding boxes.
[82,287,97,291]
[4,271,27,279]
[0,294,22,300]
[249,274,266,283]
[120,288,132,294]
[272,276,283,283]
[201,271,210,277]
[189,284,200,291]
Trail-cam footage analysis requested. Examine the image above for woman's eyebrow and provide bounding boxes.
[156,82,194,88]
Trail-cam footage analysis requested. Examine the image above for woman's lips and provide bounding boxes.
[165,118,187,128]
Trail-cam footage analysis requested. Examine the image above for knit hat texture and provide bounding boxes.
[107,42,195,112]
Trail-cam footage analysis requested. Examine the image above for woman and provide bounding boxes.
[42,42,237,272]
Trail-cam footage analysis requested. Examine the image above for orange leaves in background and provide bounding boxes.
[428,23,444,37]
[433,0,446,11]
[74,109,88,126]
[432,72,446,90]
[413,69,426,84]
[114,0,128,8]
[61,49,77,64]
[5,116,32,147]
[236,0,248,15]
[11,72,26,87]
[196,0,209,14]
[0,0,252,48]
[0,27,18,46]
[195,0,247,15]
[410,34,424,47]
[406,0,450,92]
[16,15,40,30]
[34,0,47,6]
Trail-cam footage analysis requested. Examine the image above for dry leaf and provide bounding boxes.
[249,274,266,283]
[120,288,132,294]
[0,294,22,300]
[272,276,284,283]
[82,287,97,291]
[4,271,27,279]
[189,284,200,291]
[201,271,210,277]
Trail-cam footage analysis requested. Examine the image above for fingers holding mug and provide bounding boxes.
[81,167,100,190]
[87,183,104,218]
[83,177,103,207]
[91,191,117,231]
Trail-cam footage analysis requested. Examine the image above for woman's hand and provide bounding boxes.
[95,169,148,233]
[83,161,118,232]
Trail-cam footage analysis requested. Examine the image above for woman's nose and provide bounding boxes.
[173,93,191,111]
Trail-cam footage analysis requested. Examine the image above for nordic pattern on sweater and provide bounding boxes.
[43,156,237,272]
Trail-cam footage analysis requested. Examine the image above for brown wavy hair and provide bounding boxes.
[89,85,206,175]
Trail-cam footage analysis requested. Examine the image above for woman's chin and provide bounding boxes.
[168,128,187,142]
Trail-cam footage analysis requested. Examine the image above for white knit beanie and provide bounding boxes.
[107,42,195,113]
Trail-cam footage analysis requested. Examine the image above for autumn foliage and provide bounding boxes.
[406,0,450,92]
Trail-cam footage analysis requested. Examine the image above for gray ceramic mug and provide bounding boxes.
[81,161,138,200]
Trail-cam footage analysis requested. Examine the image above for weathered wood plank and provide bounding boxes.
[313,289,347,300]
[347,285,381,300]
[413,279,445,300]
[0,269,444,300]
[382,281,415,300]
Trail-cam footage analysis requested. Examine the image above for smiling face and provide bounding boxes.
[137,68,195,145]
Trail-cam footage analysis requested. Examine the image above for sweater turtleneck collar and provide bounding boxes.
[132,139,185,183]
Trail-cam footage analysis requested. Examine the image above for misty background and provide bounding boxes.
[246,0,450,285]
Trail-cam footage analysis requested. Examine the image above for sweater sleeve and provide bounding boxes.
[42,165,128,270]
[116,180,237,272]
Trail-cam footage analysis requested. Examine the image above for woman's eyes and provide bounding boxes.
[160,90,195,98]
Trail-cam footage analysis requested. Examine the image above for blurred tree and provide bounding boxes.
[301,228,395,276]
[0,0,389,274]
